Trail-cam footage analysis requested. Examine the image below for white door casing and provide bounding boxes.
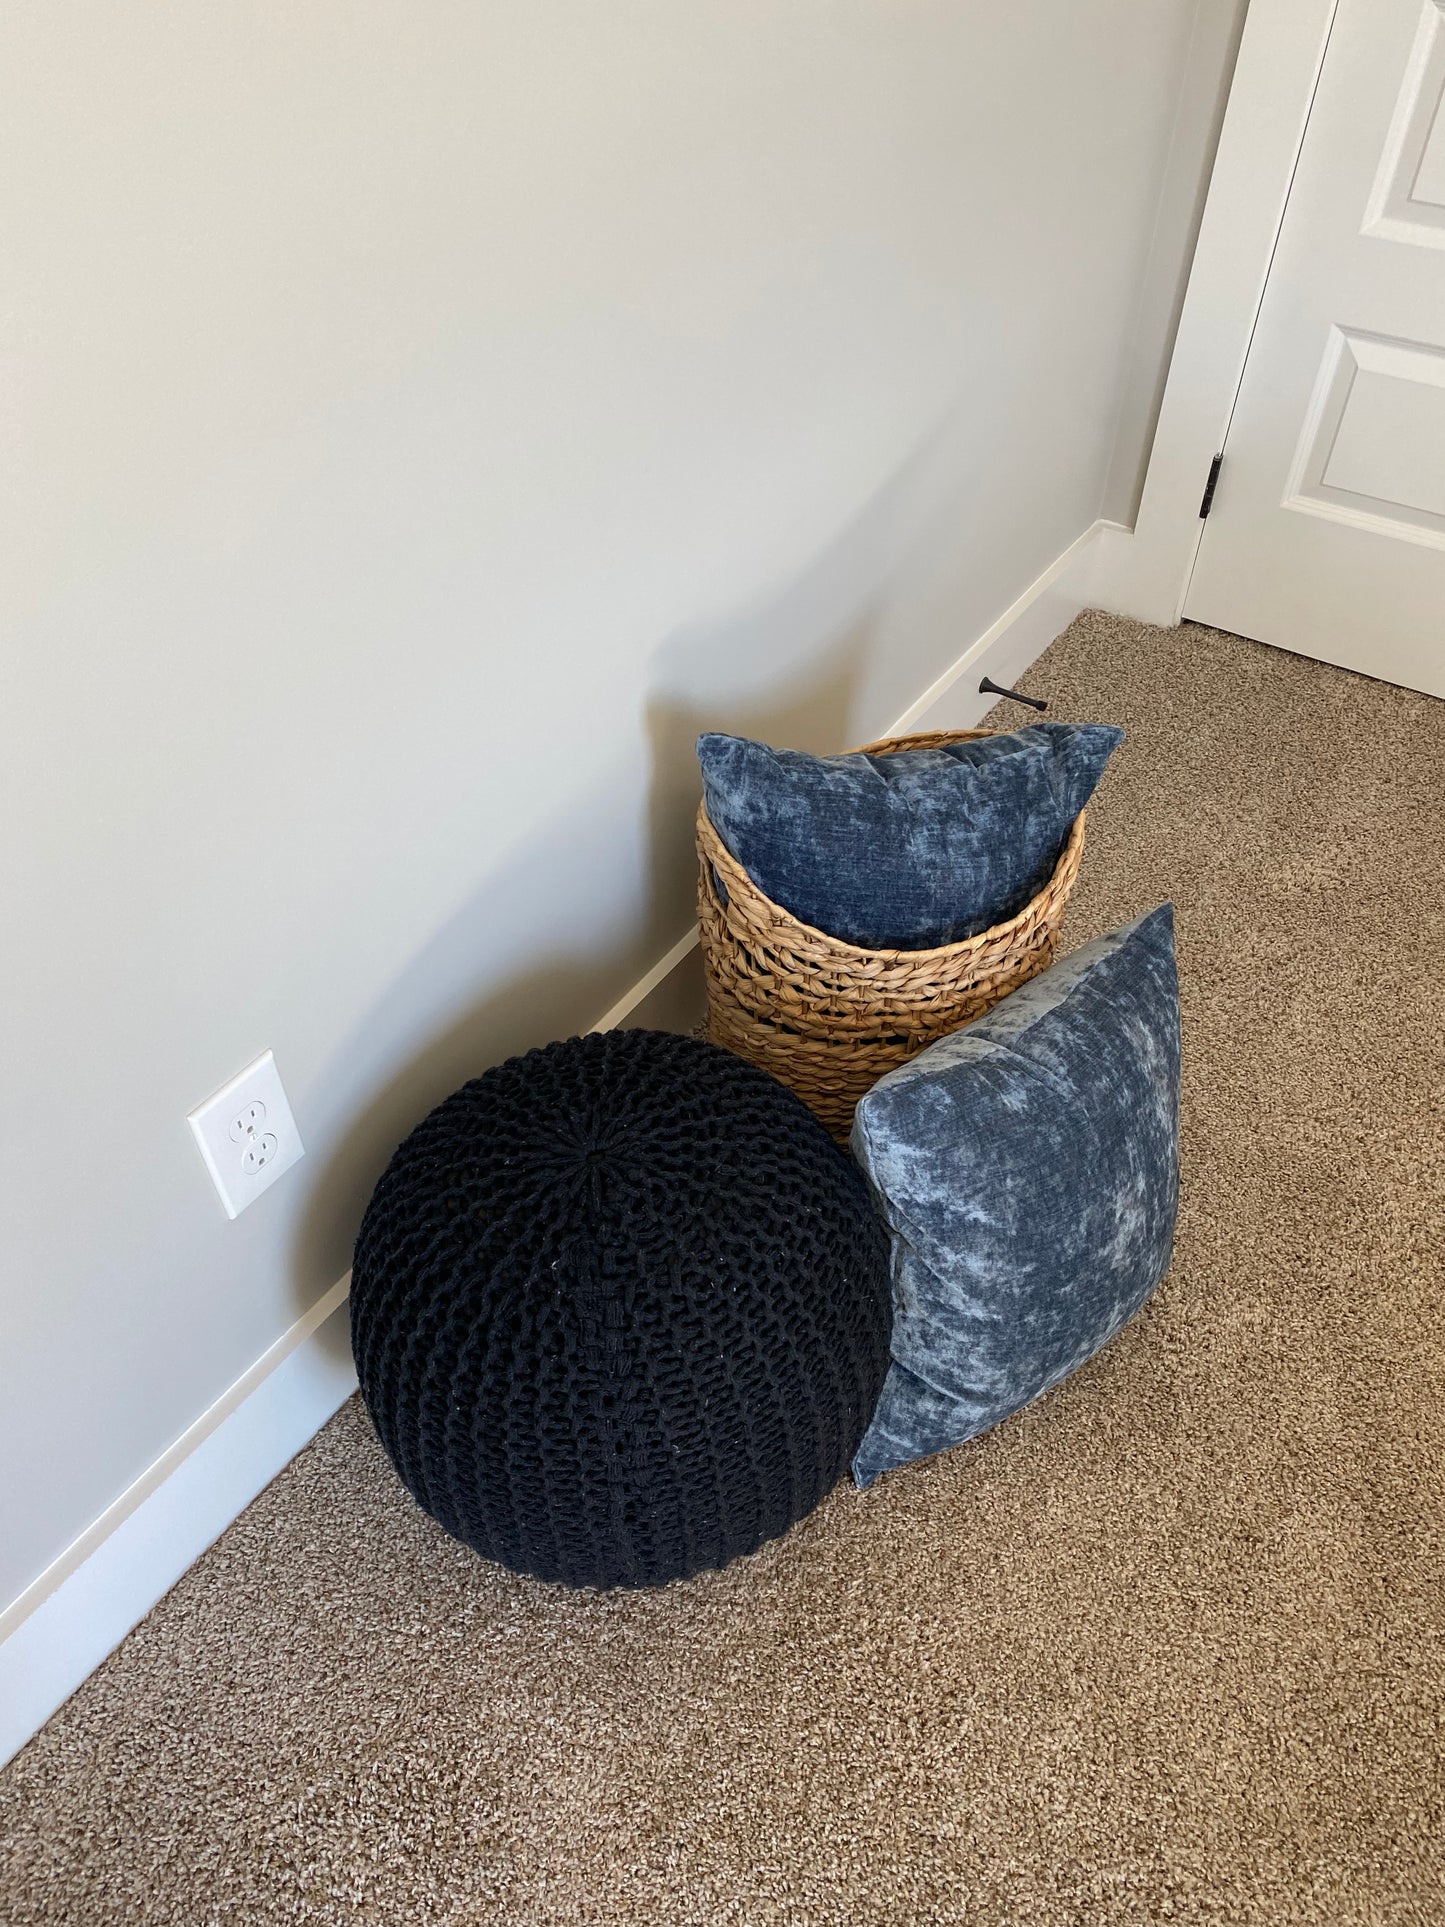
[1184,0,1445,696]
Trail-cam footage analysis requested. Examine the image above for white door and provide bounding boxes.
[1185,0,1445,697]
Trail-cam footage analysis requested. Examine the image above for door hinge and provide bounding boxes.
[1199,454,1223,519]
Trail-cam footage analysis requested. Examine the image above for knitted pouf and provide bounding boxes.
[350,1029,892,1590]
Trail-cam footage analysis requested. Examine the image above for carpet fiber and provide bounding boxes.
[3,613,1443,1925]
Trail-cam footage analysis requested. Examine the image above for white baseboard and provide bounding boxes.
[0,518,1105,1770]
[1088,517,1189,629]
[884,517,1108,736]
[591,926,706,1037]
[0,1283,357,1768]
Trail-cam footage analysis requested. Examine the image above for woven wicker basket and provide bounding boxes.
[697,727,1086,1141]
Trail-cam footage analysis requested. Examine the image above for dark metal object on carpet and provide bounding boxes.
[978,675,1048,711]
[350,1029,892,1590]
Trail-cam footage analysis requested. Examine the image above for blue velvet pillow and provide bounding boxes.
[697,722,1124,950]
[850,903,1180,1490]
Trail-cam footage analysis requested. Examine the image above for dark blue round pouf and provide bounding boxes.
[350,1029,891,1590]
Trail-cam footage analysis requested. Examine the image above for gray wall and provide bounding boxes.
[1,0,1240,1610]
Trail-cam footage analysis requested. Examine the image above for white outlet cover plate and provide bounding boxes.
[187,1050,305,1219]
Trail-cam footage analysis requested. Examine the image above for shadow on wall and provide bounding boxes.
[289,783,654,1360]
[291,416,978,1355]
[643,641,871,952]
[640,413,974,935]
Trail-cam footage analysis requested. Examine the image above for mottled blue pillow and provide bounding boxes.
[697,722,1124,950]
[850,903,1180,1490]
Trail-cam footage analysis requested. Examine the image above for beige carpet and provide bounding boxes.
[4,612,1444,1926]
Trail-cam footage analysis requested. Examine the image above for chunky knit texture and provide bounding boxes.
[350,1029,893,1590]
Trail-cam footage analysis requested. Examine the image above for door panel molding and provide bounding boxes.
[1362,0,1445,249]
[1283,324,1445,547]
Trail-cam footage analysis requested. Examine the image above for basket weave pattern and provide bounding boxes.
[697,728,1086,1140]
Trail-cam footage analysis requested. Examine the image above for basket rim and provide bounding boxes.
[696,725,1085,966]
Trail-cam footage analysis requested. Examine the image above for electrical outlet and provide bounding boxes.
[188,1050,304,1218]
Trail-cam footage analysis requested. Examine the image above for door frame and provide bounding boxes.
[1096,0,1343,627]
